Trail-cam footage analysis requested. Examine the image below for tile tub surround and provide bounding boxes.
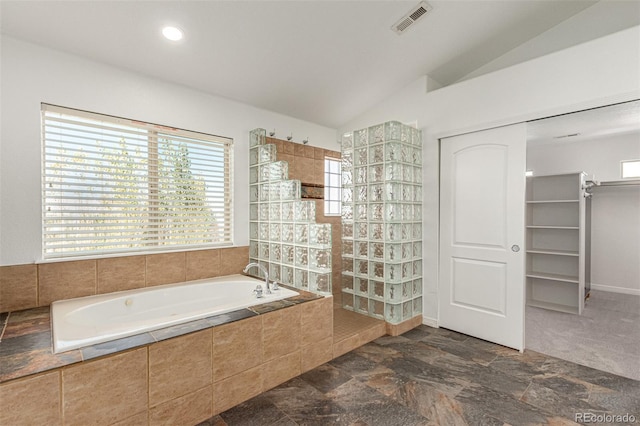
[0,293,333,425]
[0,246,250,313]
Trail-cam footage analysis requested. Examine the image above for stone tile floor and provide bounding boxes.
[199,325,640,426]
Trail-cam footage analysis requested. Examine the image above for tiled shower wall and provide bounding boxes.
[248,129,340,295]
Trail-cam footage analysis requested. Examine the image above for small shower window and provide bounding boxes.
[324,157,341,216]
[41,104,233,259]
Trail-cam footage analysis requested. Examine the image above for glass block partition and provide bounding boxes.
[248,128,332,295]
[341,121,422,324]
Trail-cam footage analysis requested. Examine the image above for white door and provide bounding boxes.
[439,124,526,350]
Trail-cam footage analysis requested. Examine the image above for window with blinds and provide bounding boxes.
[42,104,233,259]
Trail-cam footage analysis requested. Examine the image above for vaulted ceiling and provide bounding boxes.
[1,1,638,128]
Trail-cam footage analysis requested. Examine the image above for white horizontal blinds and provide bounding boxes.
[42,104,233,259]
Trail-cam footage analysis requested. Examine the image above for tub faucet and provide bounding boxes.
[243,262,272,294]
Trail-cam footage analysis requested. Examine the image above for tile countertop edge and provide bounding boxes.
[0,287,324,384]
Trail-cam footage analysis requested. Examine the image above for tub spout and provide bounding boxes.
[243,262,272,294]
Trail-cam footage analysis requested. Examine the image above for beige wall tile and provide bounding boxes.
[97,256,145,294]
[0,371,61,425]
[149,330,212,406]
[298,157,314,183]
[213,366,263,414]
[313,200,324,218]
[326,149,341,159]
[293,143,305,157]
[149,386,212,426]
[301,297,333,347]
[110,411,148,426]
[289,157,301,181]
[62,348,147,426]
[333,322,386,358]
[301,337,334,373]
[39,260,96,306]
[186,249,222,281]
[302,145,315,159]
[146,252,185,286]
[213,315,262,381]
[218,246,249,276]
[333,334,361,359]
[262,351,301,391]
[0,264,38,312]
[283,140,295,155]
[313,159,325,186]
[263,305,301,362]
[358,322,387,345]
[314,147,327,160]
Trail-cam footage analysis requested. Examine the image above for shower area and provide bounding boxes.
[248,128,333,295]
[248,121,423,340]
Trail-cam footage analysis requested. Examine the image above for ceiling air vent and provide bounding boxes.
[392,1,433,35]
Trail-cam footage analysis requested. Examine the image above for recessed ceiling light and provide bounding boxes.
[162,26,183,41]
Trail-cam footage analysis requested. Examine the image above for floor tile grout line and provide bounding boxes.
[0,312,9,342]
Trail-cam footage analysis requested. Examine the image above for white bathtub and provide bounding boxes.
[51,274,298,353]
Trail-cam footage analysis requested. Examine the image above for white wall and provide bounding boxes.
[340,26,640,323]
[527,132,640,294]
[0,36,338,266]
[527,132,640,182]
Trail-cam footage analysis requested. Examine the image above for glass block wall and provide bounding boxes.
[340,121,422,324]
[248,128,332,295]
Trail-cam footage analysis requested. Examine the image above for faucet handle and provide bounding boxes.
[253,285,264,298]
[271,280,279,291]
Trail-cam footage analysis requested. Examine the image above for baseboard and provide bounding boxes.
[422,316,438,328]
[590,282,640,296]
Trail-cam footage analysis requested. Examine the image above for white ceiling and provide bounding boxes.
[1,1,638,128]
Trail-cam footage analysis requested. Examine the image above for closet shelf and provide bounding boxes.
[526,225,579,230]
[526,200,579,204]
[526,271,579,283]
[526,248,579,257]
[526,172,588,315]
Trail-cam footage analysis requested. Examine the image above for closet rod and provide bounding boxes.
[592,179,640,187]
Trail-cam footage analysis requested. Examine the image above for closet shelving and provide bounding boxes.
[525,172,590,314]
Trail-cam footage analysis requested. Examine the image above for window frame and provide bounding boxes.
[620,159,640,179]
[41,103,234,260]
[324,156,342,216]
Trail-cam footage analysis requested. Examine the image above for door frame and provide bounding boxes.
[431,96,639,350]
